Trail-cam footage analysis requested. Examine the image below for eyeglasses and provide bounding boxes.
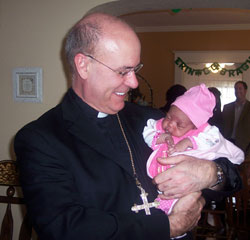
[84,54,143,77]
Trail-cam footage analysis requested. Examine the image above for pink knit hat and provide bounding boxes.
[172,83,215,128]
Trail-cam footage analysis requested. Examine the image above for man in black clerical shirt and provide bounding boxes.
[14,12,241,240]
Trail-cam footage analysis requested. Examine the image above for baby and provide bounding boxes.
[143,83,244,215]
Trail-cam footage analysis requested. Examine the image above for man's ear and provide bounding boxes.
[74,53,88,79]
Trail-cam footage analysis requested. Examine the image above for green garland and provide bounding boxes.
[175,57,250,77]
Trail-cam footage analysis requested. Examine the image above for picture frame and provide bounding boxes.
[12,67,43,103]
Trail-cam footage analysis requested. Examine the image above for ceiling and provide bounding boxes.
[88,0,250,32]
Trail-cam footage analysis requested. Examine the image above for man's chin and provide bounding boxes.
[109,102,125,114]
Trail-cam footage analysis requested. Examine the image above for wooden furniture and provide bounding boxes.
[193,162,250,240]
[0,160,32,240]
[233,162,250,239]
[193,199,235,239]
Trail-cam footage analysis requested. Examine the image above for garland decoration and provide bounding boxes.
[175,57,250,77]
[171,9,182,13]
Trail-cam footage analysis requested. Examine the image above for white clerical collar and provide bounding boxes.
[97,112,108,118]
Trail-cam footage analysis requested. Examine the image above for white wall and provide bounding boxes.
[0,1,111,239]
[0,0,112,160]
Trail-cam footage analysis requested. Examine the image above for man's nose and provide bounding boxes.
[124,71,139,89]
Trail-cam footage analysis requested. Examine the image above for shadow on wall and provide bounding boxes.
[8,136,16,160]
[60,36,72,90]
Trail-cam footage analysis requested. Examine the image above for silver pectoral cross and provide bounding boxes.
[131,187,160,215]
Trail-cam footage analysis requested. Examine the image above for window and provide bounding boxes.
[174,51,250,110]
[181,63,241,110]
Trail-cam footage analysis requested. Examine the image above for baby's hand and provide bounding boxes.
[156,133,169,144]
[169,138,193,155]
[164,131,174,149]
[156,132,174,147]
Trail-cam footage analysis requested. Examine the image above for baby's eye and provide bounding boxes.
[177,124,184,129]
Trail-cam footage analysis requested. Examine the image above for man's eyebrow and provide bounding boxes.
[118,66,134,70]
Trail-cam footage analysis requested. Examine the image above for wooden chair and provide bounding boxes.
[193,162,250,240]
[0,160,32,240]
[193,198,235,239]
[231,162,250,239]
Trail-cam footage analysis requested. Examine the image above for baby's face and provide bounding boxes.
[162,105,195,137]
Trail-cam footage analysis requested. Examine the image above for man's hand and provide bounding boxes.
[153,154,217,199]
[169,191,205,237]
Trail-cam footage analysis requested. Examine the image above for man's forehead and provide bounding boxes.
[102,37,119,53]
[235,83,245,89]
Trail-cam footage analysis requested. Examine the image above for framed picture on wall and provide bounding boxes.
[12,67,43,103]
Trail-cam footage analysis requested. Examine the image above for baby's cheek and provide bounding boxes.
[174,130,183,138]
[162,119,168,129]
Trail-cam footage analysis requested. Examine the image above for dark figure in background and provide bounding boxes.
[129,87,148,106]
[208,87,223,132]
[208,87,227,231]
[160,84,187,113]
[222,81,250,156]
